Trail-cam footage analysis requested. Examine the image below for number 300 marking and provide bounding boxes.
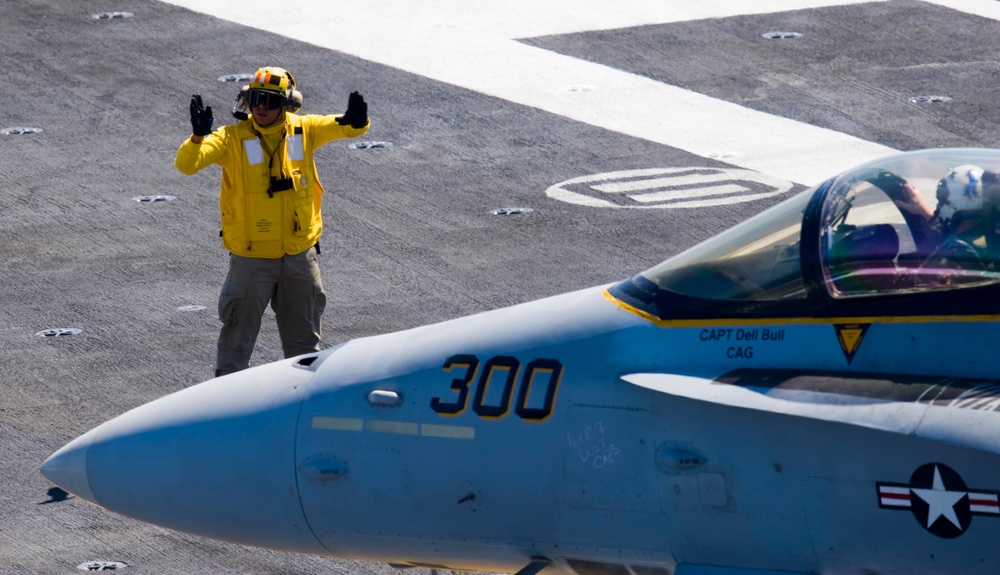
[430,354,563,421]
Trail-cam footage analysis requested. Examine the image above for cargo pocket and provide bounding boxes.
[292,202,315,237]
[218,278,248,327]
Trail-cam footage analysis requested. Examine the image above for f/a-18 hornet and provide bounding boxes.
[43,148,1000,575]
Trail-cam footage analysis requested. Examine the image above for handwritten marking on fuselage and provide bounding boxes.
[567,421,620,469]
[700,328,785,360]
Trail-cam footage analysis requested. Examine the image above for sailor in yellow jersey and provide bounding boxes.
[175,66,369,376]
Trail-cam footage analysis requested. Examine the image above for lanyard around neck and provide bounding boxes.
[253,126,289,198]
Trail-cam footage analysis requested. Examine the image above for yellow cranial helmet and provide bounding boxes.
[233,66,303,119]
[249,66,296,94]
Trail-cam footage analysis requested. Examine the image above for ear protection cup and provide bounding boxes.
[232,85,250,120]
[278,69,301,112]
[287,89,303,113]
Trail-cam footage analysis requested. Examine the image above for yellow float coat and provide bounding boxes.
[175,113,368,258]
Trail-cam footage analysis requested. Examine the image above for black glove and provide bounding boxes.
[336,91,368,129]
[190,94,214,137]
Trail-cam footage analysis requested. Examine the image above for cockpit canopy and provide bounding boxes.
[635,149,1000,303]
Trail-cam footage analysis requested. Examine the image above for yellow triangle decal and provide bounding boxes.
[840,328,863,353]
[834,323,872,365]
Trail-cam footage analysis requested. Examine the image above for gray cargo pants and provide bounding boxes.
[216,245,326,376]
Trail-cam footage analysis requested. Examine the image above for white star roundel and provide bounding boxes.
[877,463,1000,538]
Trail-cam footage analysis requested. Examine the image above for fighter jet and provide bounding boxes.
[42,148,1000,575]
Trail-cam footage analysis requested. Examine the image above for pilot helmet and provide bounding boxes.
[935,164,985,227]
[232,66,303,120]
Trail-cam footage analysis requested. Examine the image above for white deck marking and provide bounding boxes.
[920,0,1000,20]
[546,167,793,208]
[161,0,904,185]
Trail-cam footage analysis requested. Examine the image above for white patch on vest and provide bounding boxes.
[243,138,264,166]
[287,133,304,161]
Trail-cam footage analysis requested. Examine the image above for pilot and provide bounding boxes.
[907,164,991,267]
[175,66,370,376]
[935,164,988,241]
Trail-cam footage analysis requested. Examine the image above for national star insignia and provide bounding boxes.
[877,463,1000,539]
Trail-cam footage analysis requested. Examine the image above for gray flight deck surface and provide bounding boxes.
[2,0,1000,573]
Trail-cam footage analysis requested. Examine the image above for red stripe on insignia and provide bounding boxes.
[970,493,1000,514]
[879,486,910,496]
[878,485,911,507]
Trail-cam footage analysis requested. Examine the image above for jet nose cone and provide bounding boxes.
[40,431,97,505]
[39,357,328,554]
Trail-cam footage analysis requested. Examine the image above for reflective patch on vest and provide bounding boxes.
[287,133,304,161]
[244,138,264,166]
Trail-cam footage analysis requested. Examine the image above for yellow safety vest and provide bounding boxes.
[175,112,369,258]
